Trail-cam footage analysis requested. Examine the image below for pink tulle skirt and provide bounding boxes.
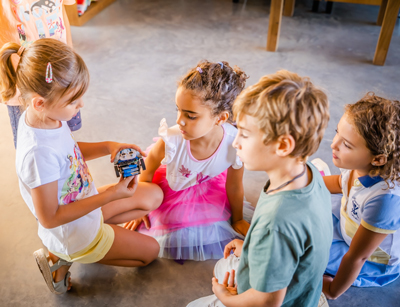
[138,165,246,261]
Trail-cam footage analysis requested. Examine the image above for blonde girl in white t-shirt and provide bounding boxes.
[0,39,162,294]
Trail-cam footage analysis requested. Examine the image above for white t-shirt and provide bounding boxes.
[16,111,101,255]
[159,118,242,191]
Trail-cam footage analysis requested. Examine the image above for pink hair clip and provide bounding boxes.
[196,67,203,73]
[45,62,53,83]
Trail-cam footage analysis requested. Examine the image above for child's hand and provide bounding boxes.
[108,176,139,199]
[322,275,336,300]
[123,215,151,231]
[108,142,147,163]
[232,219,250,236]
[223,239,244,259]
[212,270,238,298]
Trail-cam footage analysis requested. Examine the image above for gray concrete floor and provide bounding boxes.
[1,0,399,306]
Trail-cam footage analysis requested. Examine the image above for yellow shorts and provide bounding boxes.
[50,215,115,264]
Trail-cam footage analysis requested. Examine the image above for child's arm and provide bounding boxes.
[31,176,138,229]
[123,138,165,231]
[77,141,146,162]
[212,278,286,307]
[226,166,250,236]
[323,225,388,299]
[323,175,342,194]
[138,138,165,183]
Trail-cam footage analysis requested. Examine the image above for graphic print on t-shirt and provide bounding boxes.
[178,165,191,178]
[12,0,65,45]
[350,198,360,220]
[60,143,93,205]
[176,164,211,186]
[31,0,57,15]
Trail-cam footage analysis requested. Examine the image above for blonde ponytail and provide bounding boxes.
[0,42,20,102]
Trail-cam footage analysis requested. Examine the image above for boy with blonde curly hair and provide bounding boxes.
[187,70,332,307]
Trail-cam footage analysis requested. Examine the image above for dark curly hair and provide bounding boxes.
[345,93,400,188]
[178,60,248,122]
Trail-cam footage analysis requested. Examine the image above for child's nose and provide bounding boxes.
[232,136,240,149]
[331,136,339,150]
[77,99,84,109]
[176,113,184,126]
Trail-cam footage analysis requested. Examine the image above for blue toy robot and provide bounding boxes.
[113,148,146,178]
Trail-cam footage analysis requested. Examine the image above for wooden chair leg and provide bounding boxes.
[312,1,320,13]
[283,0,295,17]
[326,1,333,14]
[267,0,284,52]
[373,0,400,65]
[377,0,388,26]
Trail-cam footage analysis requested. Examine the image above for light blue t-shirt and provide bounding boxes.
[237,162,333,307]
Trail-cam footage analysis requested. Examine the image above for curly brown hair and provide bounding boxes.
[345,93,400,188]
[233,70,330,161]
[178,60,248,122]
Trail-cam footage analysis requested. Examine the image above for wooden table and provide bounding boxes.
[266,0,400,65]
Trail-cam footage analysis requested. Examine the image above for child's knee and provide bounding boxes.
[150,185,163,210]
[148,237,160,262]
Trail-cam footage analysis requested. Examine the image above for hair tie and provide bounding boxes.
[17,46,25,57]
[196,67,203,73]
[46,62,53,83]
[218,62,224,69]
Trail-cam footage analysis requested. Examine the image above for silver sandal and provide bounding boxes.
[33,248,73,295]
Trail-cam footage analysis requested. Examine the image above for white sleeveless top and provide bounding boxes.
[158,119,242,191]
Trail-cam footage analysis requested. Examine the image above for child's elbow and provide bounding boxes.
[39,218,59,229]
[343,250,368,265]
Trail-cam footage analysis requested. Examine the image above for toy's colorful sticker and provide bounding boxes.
[60,144,94,205]
[35,19,46,38]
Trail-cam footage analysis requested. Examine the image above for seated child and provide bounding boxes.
[322,94,400,299]
[124,61,254,261]
[187,70,332,307]
[0,39,162,294]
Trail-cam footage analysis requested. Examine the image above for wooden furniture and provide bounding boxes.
[373,0,400,65]
[65,0,117,26]
[312,0,382,14]
[266,0,400,65]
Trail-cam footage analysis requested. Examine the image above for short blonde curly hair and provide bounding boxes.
[233,70,330,161]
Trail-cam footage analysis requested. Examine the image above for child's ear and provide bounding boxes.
[216,111,230,125]
[31,96,45,112]
[371,154,387,167]
[276,135,296,157]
